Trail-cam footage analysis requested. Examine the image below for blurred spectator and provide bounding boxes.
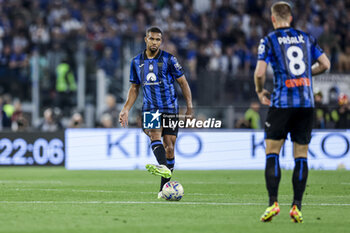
[186,40,197,80]
[29,16,50,51]
[98,47,116,78]
[68,112,84,128]
[47,42,66,80]
[0,44,12,92]
[55,59,77,115]
[11,99,28,131]
[235,118,250,129]
[38,107,63,132]
[12,31,29,52]
[9,46,28,71]
[331,94,350,129]
[0,96,11,130]
[102,94,119,127]
[9,45,29,100]
[30,49,50,107]
[313,91,330,129]
[47,0,68,26]
[244,101,261,129]
[244,46,258,74]
[196,43,210,74]
[233,37,249,73]
[306,15,324,39]
[61,12,82,33]
[318,22,340,70]
[219,46,240,75]
[338,45,350,72]
[2,94,14,118]
[328,86,340,107]
[208,41,222,72]
[99,113,113,128]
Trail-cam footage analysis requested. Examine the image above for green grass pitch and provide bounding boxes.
[0,168,349,233]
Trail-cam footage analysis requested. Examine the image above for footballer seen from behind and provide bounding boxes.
[254,1,330,223]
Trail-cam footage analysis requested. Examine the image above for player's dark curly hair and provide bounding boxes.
[146,26,163,36]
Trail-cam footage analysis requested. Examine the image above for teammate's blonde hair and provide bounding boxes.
[271,1,292,21]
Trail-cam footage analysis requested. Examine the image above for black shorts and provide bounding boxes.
[142,112,179,137]
[265,107,314,144]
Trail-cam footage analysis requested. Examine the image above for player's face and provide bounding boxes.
[145,32,162,53]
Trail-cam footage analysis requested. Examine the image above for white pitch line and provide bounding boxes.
[11,188,226,196]
[4,180,349,185]
[0,180,63,184]
[0,201,349,206]
[0,180,263,185]
[12,188,115,193]
[10,188,350,198]
[185,181,261,185]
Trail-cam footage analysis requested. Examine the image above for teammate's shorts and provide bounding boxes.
[142,112,179,137]
[265,107,314,144]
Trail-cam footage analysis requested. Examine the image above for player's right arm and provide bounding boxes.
[119,84,140,127]
[254,60,271,106]
[119,59,141,127]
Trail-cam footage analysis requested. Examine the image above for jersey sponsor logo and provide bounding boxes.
[278,35,305,45]
[144,63,161,85]
[146,73,157,82]
[143,77,161,85]
[285,77,310,88]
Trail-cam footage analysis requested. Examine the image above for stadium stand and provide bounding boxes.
[0,0,349,130]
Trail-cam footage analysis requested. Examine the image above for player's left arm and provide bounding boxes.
[312,53,331,75]
[176,75,193,117]
[254,60,271,106]
[310,36,331,75]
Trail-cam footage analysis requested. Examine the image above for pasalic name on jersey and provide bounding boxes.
[278,35,305,45]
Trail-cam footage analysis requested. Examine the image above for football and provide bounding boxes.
[162,181,184,201]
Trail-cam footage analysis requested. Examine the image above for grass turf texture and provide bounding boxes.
[0,168,349,233]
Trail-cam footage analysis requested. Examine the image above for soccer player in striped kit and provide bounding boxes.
[254,1,330,222]
[119,26,193,198]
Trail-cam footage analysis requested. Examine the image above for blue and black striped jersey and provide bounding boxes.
[130,50,184,113]
[258,27,324,108]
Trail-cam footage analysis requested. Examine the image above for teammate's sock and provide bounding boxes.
[292,158,308,210]
[151,140,167,165]
[160,158,175,191]
[265,153,281,206]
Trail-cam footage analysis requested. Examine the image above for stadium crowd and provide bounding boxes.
[0,0,349,130]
